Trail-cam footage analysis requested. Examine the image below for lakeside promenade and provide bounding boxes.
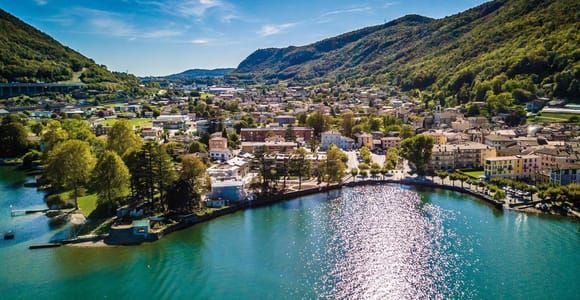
[60,172,568,248]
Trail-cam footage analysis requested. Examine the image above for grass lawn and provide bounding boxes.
[98,117,153,128]
[60,191,98,216]
[463,170,485,178]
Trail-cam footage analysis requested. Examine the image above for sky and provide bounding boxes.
[0,0,487,76]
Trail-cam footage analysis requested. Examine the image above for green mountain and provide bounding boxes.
[235,0,579,102]
[0,9,137,88]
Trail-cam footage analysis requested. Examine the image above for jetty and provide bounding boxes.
[10,208,49,217]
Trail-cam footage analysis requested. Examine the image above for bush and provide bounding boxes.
[45,194,70,209]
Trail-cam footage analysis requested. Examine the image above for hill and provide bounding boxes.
[234,0,579,103]
[163,68,235,80]
[0,9,138,89]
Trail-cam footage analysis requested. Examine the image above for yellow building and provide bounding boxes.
[484,155,540,180]
[429,142,496,171]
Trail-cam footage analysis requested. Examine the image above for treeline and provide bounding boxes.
[0,115,210,216]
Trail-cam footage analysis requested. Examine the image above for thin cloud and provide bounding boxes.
[258,23,297,37]
[191,38,210,44]
[383,2,399,8]
[319,6,371,18]
[35,0,48,5]
[67,7,183,40]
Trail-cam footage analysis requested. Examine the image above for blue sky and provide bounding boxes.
[0,0,487,76]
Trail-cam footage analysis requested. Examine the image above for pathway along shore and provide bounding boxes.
[59,177,575,248]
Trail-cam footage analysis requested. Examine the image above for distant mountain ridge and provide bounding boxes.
[161,68,235,80]
[234,0,579,100]
[0,9,137,88]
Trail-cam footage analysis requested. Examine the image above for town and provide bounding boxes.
[1,81,578,245]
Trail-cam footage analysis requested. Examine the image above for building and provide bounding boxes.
[209,180,246,202]
[355,133,373,149]
[207,157,250,180]
[241,141,297,154]
[208,136,232,161]
[321,131,355,151]
[274,115,296,126]
[92,124,112,136]
[549,165,580,185]
[141,127,163,142]
[380,137,401,150]
[153,115,188,130]
[484,135,516,150]
[423,131,448,145]
[240,127,313,142]
[430,142,497,171]
[484,155,540,181]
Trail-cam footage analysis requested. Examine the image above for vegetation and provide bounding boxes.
[0,116,29,157]
[235,0,579,105]
[91,150,130,213]
[107,120,143,157]
[0,9,138,88]
[45,140,96,209]
[400,134,434,176]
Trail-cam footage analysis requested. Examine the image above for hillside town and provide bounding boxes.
[1,82,578,244]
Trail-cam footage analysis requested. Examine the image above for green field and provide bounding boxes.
[529,112,579,123]
[99,118,153,128]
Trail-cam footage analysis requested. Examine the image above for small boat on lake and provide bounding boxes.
[3,230,15,240]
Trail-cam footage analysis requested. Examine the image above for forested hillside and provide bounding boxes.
[0,9,138,89]
[235,0,580,104]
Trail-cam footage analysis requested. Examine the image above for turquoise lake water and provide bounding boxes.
[0,166,578,299]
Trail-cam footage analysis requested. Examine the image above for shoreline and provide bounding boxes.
[63,178,577,248]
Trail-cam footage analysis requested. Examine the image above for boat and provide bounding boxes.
[3,230,14,240]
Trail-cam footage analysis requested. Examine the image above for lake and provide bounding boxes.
[0,166,578,299]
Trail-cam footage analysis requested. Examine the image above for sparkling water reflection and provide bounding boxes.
[299,186,473,299]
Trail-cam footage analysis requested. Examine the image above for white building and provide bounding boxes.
[321,131,355,151]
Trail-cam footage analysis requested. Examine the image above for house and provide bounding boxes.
[153,115,188,130]
[209,136,232,161]
[485,135,516,150]
[141,127,163,141]
[380,137,401,150]
[355,133,373,149]
[208,157,250,180]
[321,131,355,151]
[131,219,150,238]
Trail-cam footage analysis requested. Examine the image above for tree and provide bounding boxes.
[360,146,371,164]
[321,144,346,185]
[125,142,177,208]
[384,148,399,170]
[45,140,96,210]
[0,120,28,158]
[107,119,142,157]
[400,125,415,139]
[436,171,448,184]
[306,111,329,137]
[62,119,95,142]
[189,140,208,153]
[91,150,130,213]
[180,154,208,209]
[289,147,311,190]
[400,134,434,176]
[341,112,355,137]
[41,120,68,157]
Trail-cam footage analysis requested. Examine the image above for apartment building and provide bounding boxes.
[429,142,497,171]
[484,155,540,181]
